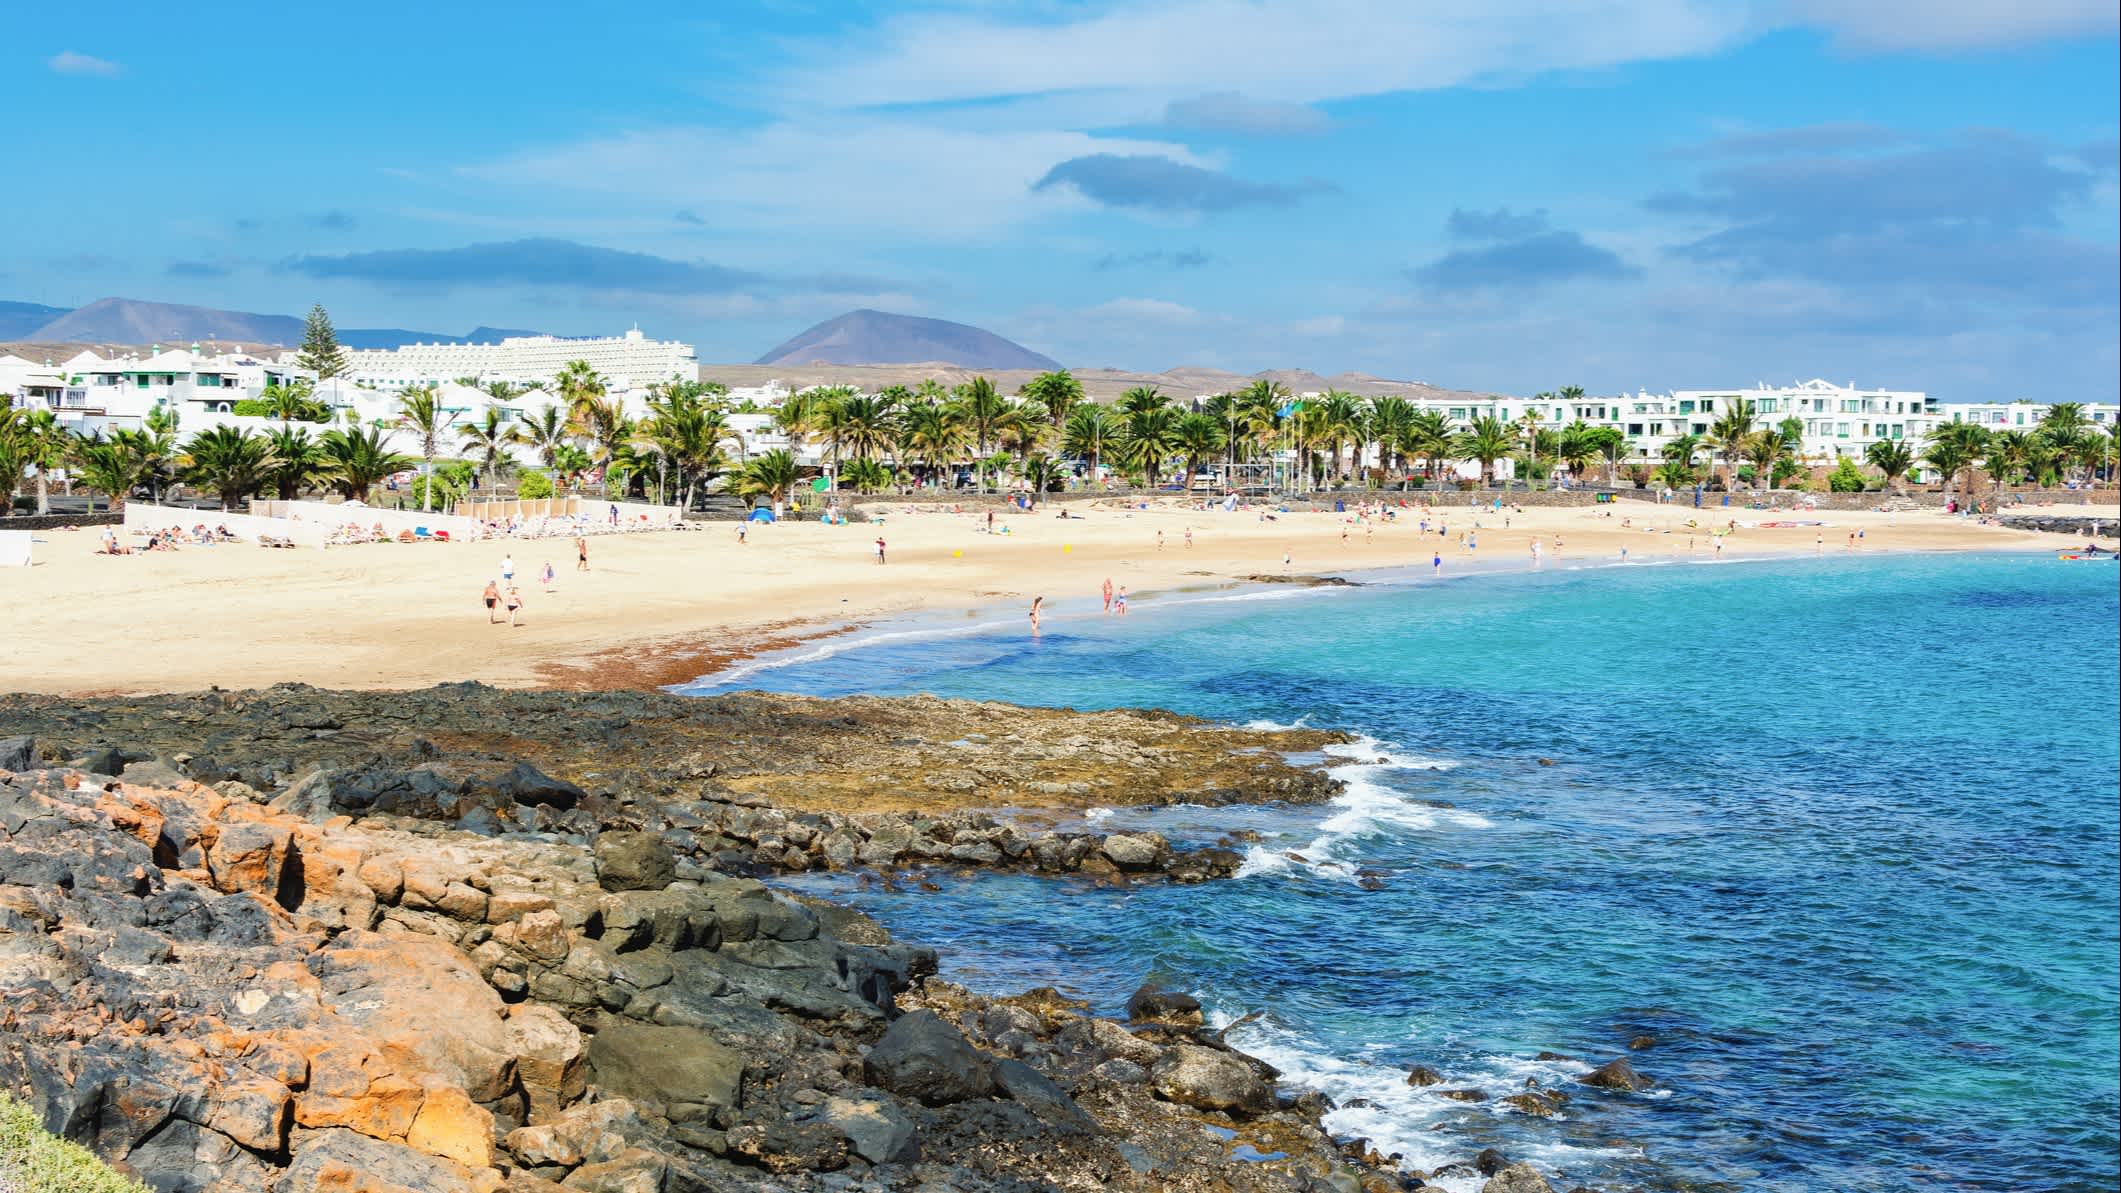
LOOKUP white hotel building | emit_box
[343,328,697,392]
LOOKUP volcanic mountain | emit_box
[756,309,1062,370]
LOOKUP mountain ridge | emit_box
[17,297,537,350]
[757,309,1062,370]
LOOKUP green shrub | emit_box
[0,1093,150,1192]
[1827,458,1868,493]
[516,471,555,500]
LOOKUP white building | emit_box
[343,328,697,393]
[1940,400,2121,432]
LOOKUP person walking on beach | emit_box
[541,561,556,592]
[1157,529,1165,551]
[1184,526,1193,549]
[1028,595,1043,632]
[738,521,747,544]
[1115,586,1128,614]
[1432,551,1442,573]
[575,537,588,571]
[482,580,501,623]
[874,536,887,564]
[505,584,523,627]
[500,553,515,584]
[1102,577,1114,613]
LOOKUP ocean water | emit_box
[677,553,2121,1192]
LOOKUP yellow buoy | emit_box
[953,549,962,558]
[1063,544,1072,553]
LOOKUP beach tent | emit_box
[746,507,777,523]
[0,530,30,567]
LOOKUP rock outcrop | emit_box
[0,691,1404,1193]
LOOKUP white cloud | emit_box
[467,122,1204,239]
[1088,297,1208,325]
[49,50,122,77]
[781,0,1750,111]
[1783,0,2118,51]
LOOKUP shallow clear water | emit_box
[678,553,2121,1192]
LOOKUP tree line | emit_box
[3,363,2114,515]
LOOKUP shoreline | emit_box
[7,497,2111,697]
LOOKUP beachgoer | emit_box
[738,522,747,544]
[608,503,618,526]
[1102,577,1114,613]
[874,536,887,564]
[1184,526,1194,548]
[1432,551,1442,573]
[1029,595,1043,631]
[1115,586,1128,614]
[1621,545,1629,563]
[505,585,523,627]
[542,561,556,591]
[1282,550,1292,570]
[1157,529,1165,551]
[483,581,501,623]
[575,537,589,571]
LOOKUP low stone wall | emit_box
[0,511,124,530]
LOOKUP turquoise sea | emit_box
[679,552,2121,1192]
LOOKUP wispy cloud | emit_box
[1034,154,1332,214]
[307,210,358,231]
[166,260,232,279]
[1092,248,1214,271]
[1669,122,1911,159]
[1446,207,1553,241]
[1411,229,1641,290]
[1164,92,1331,136]
[282,237,900,297]
[49,50,122,77]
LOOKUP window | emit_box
[1836,423,1849,437]
[1678,400,1696,414]
[1627,424,1644,436]
[1448,407,1466,420]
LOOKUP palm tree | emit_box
[1865,439,1914,492]
[833,394,900,463]
[1556,421,1599,486]
[1661,433,1704,492]
[1315,391,1365,485]
[181,426,279,511]
[1708,398,1757,492]
[1590,425,1629,487]
[1016,453,1062,496]
[21,409,68,515]
[1744,426,1794,492]
[1117,385,1169,415]
[516,404,572,473]
[1062,405,1113,485]
[1174,411,1227,484]
[957,377,1010,492]
[1984,430,2033,506]
[1119,404,1184,488]
[131,406,183,503]
[68,432,147,512]
[1518,397,1550,486]
[1020,370,1084,431]
[841,457,892,494]
[1400,410,1453,484]
[1922,422,1988,505]
[396,385,452,511]
[482,380,524,406]
[0,406,31,511]
[1368,397,1416,481]
[265,426,329,500]
[737,449,802,511]
[459,408,518,494]
[258,379,320,426]
[1457,416,1513,487]
[2038,402,2086,444]
[319,426,412,503]
[640,384,730,509]
[899,399,971,489]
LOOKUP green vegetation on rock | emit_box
[0,1093,151,1193]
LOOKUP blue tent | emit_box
[746,507,777,523]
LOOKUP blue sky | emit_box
[10,1,2117,399]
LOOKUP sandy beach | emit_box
[6,495,2112,696]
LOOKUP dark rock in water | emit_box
[0,734,34,771]
[863,1010,994,1105]
[1125,984,1204,1027]
[1578,1057,1654,1091]
[1628,1034,1656,1051]
[1405,1064,1445,1087]
[1478,1147,1512,1175]
[1501,1092,1563,1117]
[595,831,677,892]
[1436,1088,1489,1102]
[1536,757,1555,766]
[1482,1160,1559,1192]
[1149,1045,1271,1117]
[1535,1050,1577,1062]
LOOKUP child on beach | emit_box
[1114,586,1128,614]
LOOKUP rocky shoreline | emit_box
[0,686,1571,1193]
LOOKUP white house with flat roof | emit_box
[1940,400,2120,431]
